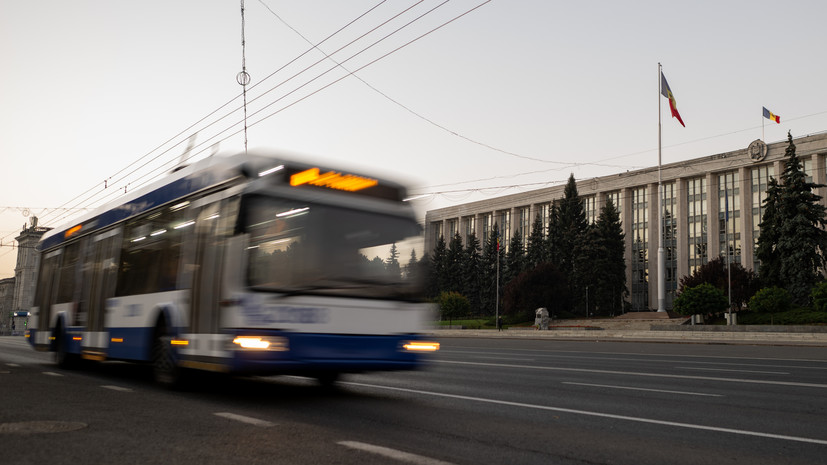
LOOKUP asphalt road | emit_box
[1,336,826,464]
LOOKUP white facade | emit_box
[424,133,827,311]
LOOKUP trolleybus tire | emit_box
[151,323,184,388]
[54,323,79,369]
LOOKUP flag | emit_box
[660,72,685,127]
[763,107,780,124]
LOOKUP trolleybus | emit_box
[28,152,438,386]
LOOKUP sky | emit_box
[2,0,827,279]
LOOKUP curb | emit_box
[428,329,827,347]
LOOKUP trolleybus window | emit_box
[242,195,421,297]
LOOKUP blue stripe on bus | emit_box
[225,332,426,374]
[40,171,227,251]
[107,327,156,361]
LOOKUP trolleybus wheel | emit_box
[152,325,182,387]
[54,324,78,369]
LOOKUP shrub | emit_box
[673,283,728,316]
[810,282,827,312]
[437,291,470,324]
[748,287,792,314]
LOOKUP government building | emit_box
[424,132,827,312]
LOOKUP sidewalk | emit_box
[430,318,827,346]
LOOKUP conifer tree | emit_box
[386,243,401,279]
[526,213,546,270]
[428,236,447,298]
[445,233,465,293]
[463,232,483,313]
[559,174,588,311]
[757,132,827,304]
[504,230,525,287]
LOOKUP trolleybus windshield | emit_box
[242,195,422,298]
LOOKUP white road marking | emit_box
[676,366,789,375]
[214,412,275,427]
[343,381,827,446]
[562,382,724,397]
[338,441,455,465]
[6,363,20,367]
[436,359,827,389]
[100,385,133,392]
[42,372,63,377]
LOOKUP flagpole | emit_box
[726,178,733,324]
[657,63,666,312]
[762,107,765,141]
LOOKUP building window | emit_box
[498,210,511,251]
[751,164,774,272]
[719,171,741,265]
[537,204,550,237]
[631,186,648,311]
[447,218,458,240]
[686,177,707,275]
[584,196,597,225]
[482,213,493,245]
[463,216,476,244]
[432,221,443,245]
[604,191,622,220]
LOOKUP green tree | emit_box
[756,132,827,305]
[748,287,792,314]
[385,243,401,279]
[679,256,759,310]
[480,223,504,316]
[526,213,546,270]
[428,236,447,298]
[673,283,728,316]
[593,198,627,315]
[438,291,470,325]
[503,263,569,321]
[545,203,562,265]
[504,230,525,287]
[559,174,588,312]
[445,233,465,293]
[810,282,827,312]
[463,232,483,313]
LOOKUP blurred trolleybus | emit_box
[27,152,438,386]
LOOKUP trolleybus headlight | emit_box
[232,336,289,351]
[402,341,440,352]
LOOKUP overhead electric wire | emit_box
[40,0,405,227]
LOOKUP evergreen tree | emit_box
[463,232,483,314]
[445,233,465,293]
[558,174,588,276]
[545,202,562,265]
[526,213,546,270]
[755,177,782,285]
[504,230,525,286]
[756,132,827,305]
[594,198,627,315]
[405,248,419,281]
[480,223,503,316]
[385,243,401,279]
[558,174,588,312]
[428,236,447,298]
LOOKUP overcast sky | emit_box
[2,0,827,278]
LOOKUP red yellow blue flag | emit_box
[660,72,685,127]
[763,107,780,124]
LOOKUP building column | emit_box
[622,187,634,310]
[648,182,661,311]
[740,166,754,268]
[675,177,688,282]
[707,172,720,259]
